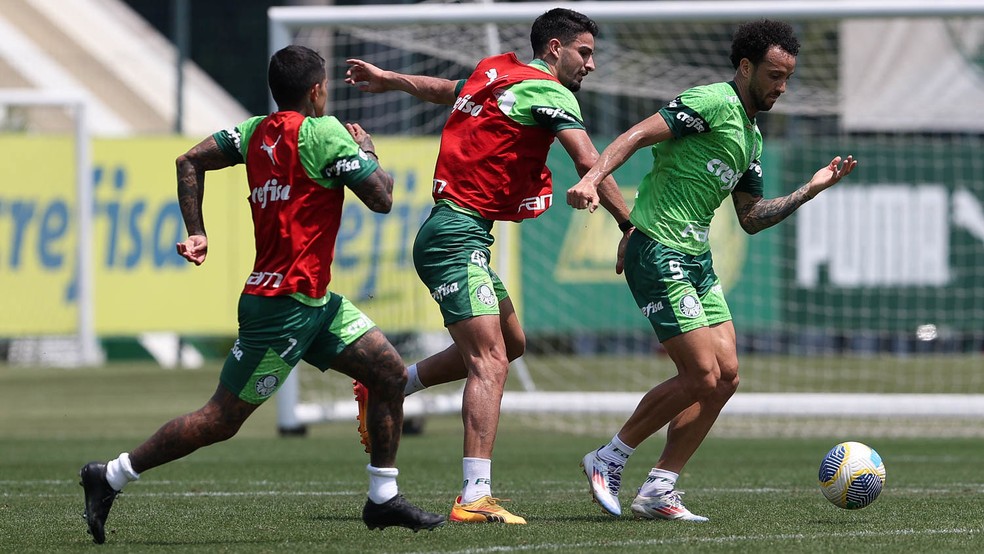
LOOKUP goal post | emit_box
[270,1,984,437]
[269,0,984,28]
[0,90,102,367]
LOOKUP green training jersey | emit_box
[630,81,764,255]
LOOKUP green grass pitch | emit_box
[1,362,982,552]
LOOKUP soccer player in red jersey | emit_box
[345,8,632,524]
[78,45,444,544]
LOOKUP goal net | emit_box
[270,1,984,438]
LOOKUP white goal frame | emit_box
[0,90,102,366]
[270,1,984,431]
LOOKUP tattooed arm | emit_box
[732,185,812,235]
[733,155,858,235]
[349,167,395,214]
[174,136,237,265]
[344,122,394,214]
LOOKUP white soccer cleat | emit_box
[630,490,708,522]
[580,451,622,516]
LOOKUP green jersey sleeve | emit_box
[298,116,379,189]
[658,87,724,138]
[213,115,265,164]
[499,79,585,132]
[733,159,764,196]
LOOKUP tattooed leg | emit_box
[128,384,258,474]
[332,328,406,468]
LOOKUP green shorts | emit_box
[412,204,509,326]
[220,293,375,404]
[623,230,732,342]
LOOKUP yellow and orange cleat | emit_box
[449,495,526,524]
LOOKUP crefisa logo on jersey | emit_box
[254,375,279,397]
[322,157,363,178]
[431,282,460,301]
[642,300,665,317]
[453,94,483,117]
[251,178,291,208]
[706,159,744,191]
[679,294,702,318]
[533,106,577,124]
[675,111,707,132]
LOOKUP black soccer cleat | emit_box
[362,494,446,532]
[79,462,119,544]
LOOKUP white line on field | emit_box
[6,482,984,496]
[407,527,982,554]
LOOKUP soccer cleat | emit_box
[450,495,527,524]
[362,494,446,531]
[353,380,371,453]
[630,489,709,522]
[580,450,623,516]
[79,462,120,544]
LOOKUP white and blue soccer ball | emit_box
[818,441,886,509]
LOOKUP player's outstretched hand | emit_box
[345,122,375,155]
[807,155,858,197]
[567,180,600,212]
[176,234,208,266]
[345,59,389,93]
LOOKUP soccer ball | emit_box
[818,441,886,509]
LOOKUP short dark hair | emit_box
[530,8,599,56]
[729,20,800,69]
[268,45,326,107]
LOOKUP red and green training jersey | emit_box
[214,111,377,305]
[433,53,585,222]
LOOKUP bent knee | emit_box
[214,420,243,442]
[719,360,739,392]
[716,373,739,401]
[466,351,510,385]
[680,371,719,399]
[201,408,247,443]
[681,362,739,400]
[366,361,407,394]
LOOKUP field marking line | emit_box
[409,527,982,554]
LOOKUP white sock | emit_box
[597,435,634,467]
[404,363,426,396]
[366,465,399,504]
[638,468,679,497]
[460,457,492,503]
[105,452,140,492]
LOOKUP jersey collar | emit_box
[529,58,551,74]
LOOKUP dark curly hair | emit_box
[530,8,599,56]
[729,20,800,69]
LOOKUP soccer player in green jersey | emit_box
[345,8,631,524]
[78,45,444,544]
[569,20,858,521]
